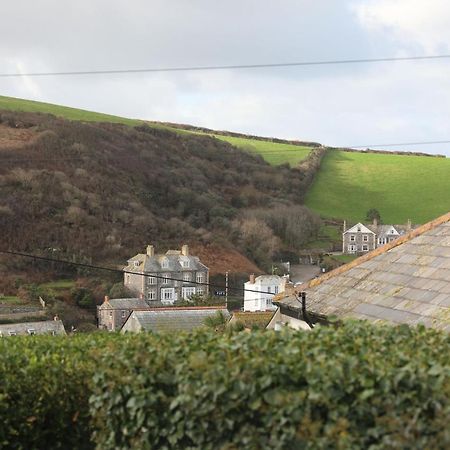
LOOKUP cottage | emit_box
[275,212,450,331]
[124,244,209,303]
[121,306,230,333]
[97,296,150,331]
[244,274,287,312]
[343,219,412,254]
[0,319,66,336]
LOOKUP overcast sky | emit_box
[2,0,450,156]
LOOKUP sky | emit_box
[1,0,450,156]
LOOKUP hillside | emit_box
[0,109,321,281]
[305,150,450,224]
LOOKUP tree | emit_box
[366,208,382,224]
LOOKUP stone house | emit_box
[244,274,287,312]
[97,296,151,331]
[343,219,412,254]
[123,244,209,304]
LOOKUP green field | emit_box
[207,135,312,166]
[40,279,76,291]
[0,95,142,126]
[305,150,450,224]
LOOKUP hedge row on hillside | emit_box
[0,322,449,449]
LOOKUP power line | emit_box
[1,54,450,78]
[0,249,277,296]
[342,140,450,149]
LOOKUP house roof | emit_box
[0,320,66,335]
[98,298,149,309]
[124,250,208,273]
[122,307,230,333]
[277,212,450,331]
[344,223,375,235]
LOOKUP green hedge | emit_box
[0,323,449,449]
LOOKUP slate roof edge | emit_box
[299,211,450,293]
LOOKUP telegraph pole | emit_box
[225,271,229,310]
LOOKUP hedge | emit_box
[0,322,449,449]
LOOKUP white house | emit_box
[244,274,287,312]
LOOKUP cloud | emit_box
[353,0,450,52]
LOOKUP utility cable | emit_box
[1,54,450,78]
[0,249,282,296]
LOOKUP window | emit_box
[148,290,156,300]
[274,286,279,294]
[161,288,175,303]
[362,244,369,251]
[182,286,196,300]
[182,260,189,268]
[148,276,156,285]
[126,274,130,284]
[350,235,355,242]
[197,287,204,295]
[348,245,356,253]
[162,274,170,284]
[183,272,190,282]
[161,258,169,268]
[27,329,36,335]
[357,226,361,231]
[9,331,16,336]
[267,286,272,293]
[121,311,127,318]
[109,311,113,317]
[133,260,140,267]
[363,235,368,242]
[196,273,203,283]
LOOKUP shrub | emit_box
[0,323,449,449]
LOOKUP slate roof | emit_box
[122,307,230,333]
[0,320,66,336]
[98,298,148,309]
[124,250,208,273]
[277,212,450,331]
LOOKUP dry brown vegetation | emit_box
[0,110,321,276]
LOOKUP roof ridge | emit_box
[300,211,450,292]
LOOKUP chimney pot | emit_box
[104,295,109,303]
[181,244,189,256]
[249,273,255,284]
[146,245,154,257]
[139,293,144,300]
[373,218,378,227]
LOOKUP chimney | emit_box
[373,217,378,228]
[181,244,189,256]
[249,273,256,284]
[406,219,412,231]
[103,295,109,304]
[139,293,144,300]
[146,245,154,257]
[53,314,59,321]
[343,220,347,233]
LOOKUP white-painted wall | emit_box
[244,275,286,312]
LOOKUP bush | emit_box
[0,323,449,449]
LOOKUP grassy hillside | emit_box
[0,95,141,126]
[205,134,312,166]
[305,150,450,224]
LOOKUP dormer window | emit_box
[182,260,189,268]
[357,226,361,232]
[161,259,169,269]
[133,261,140,268]
[9,331,16,336]
[27,329,36,335]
